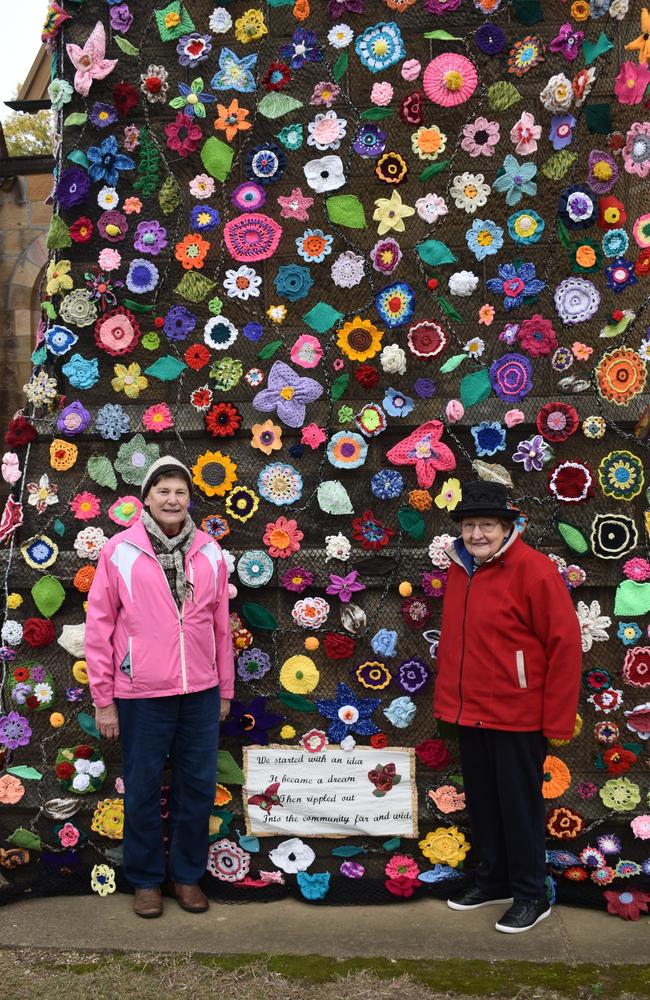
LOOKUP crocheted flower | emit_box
[492,155,537,205]
[252,361,323,428]
[419,826,469,867]
[315,683,380,742]
[66,21,117,97]
[355,22,405,73]
[222,697,284,744]
[423,52,477,107]
[487,262,545,310]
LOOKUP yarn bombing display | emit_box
[1,0,650,916]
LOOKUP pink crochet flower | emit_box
[423,53,478,108]
[66,21,117,97]
[142,403,173,433]
[58,822,80,847]
[517,315,558,358]
[510,112,541,156]
[623,557,650,582]
[370,82,393,106]
[384,854,420,879]
[460,117,500,157]
[98,248,121,271]
[614,62,650,106]
[70,491,101,521]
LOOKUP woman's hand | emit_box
[95,703,120,740]
[220,698,231,722]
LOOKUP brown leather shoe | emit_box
[171,882,209,913]
[133,887,163,918]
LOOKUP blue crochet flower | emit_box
[86,135,135,186]
[95,403,130,441]
[211,48,257,93]
[371,629,398,658]
[45,325,78,356]
[190,205,220,232]
[418,865,463,884]
[383,387,414,418]
[126,259,159,294]
[62,354,100,390]
[274,263,314,301]
[471,421,506,457]
[315,683,380,743]
[486,261,545,310]
[370,469,404,500]
[375,282,415,328]
[297,871,330,900]
[383,696,416,729]
[617,622,642,646]
[465,219,503,261]
[492,154,537,206]
[355,22,405,73]
[507,209,545,245]
[601,228,629,258]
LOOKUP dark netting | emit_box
[1,0,649,912]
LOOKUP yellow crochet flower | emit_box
[46,259,74,296]
[418,825,470,867]
[192,450,238,497]
[279,655,320,694]
[373,190,415,236]
[6,593,23,610]
[91,798,124,840]
[111,363,148,399]
[434,477,462,512]
[90,864,116,896]
[280,725,297,740]
[234,8,267,44]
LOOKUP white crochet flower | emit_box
[325,532,351,562]
[209,7,233,32]
[269,838,316,873]
[449,173,490,214]
[539,73,574,112]
[415,193,448,223]
[1,620,23,646]
[73,526,107,561]
[448,270,479,297]
[379,343,407,375]
[608,0,629,18]
[303,155,346,193]
[72,772,90,793]
[428,534,456,569]
[576,600,611,653]
[328,23,354,48]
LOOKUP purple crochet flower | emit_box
[222,697,284,745]
[549,115,575,151]
[176,33,212,68]
[325,570,366,603]
[328,0,364,17]
[397,658,429,694]
[280,565,314,593]
[512,434,548,473]
[414,378,436,398]
[489,353,533,403]
[475,23,505,56]
[279,29,323,71]
[548,23,584,61]
[11,682,33,705]
[425,0,462,12]
[55,167,90,210]
[164,305,196,342]
[0,711,32,750]
[486,262,545,311]
[252,361,323,428]
[31,666,46,682]
[134,220,168,255]
[89,102,118,129]
[340,861,365,878]
[109,4,133,33]
[236,648,272,682]
[57,401,91,436]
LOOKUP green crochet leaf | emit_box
[583,31,613,65]
[122,299,155,313]
[415,240,457,267]
[436,296,463,322]
[276,692,317,713]
[331,374,350,400]
[242,602,278,630]
[398,505,425,540]
[7,828,42,851]
[158,174,182,215]
[614,580,650,617]
[31,575,65,618]
[487,80,522,112]
[359,107,394,121]
[63,112,87,127]
[422,30,462,40]
[174,271,216,302]
[201,136,235,181]
[87,455,118,490]
[114,36,139,56]
[257,92,303,119]
[382,837,401,852]
[439,353,466,374]
[7,766,42,780]
[460,369,492,408]
[257,340,284,360]
[302,302,343,334]
[46,215,71,250]
[418,160,449,182]
[556,521,589,554]
[217,750,245,785]
[541,150,577,181]
[332,51,348,82]
[144,356,187,381]
[77,711,100,739]
[133,129,161,197]
[67,149,89,169]
[326,194,366,229]
[331,845,367,857]
[556,217,572,249]
[585,103,612,135]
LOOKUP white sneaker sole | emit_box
[447,896,513,911]
[495,906,551,933]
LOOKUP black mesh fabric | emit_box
[1,0,650,912]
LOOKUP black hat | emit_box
[450,481,519,522]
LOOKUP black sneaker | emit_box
[495,898,551,933]
[447,885,514,911]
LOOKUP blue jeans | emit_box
[116,686,220,889]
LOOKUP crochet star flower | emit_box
[252,361,323,428]
[221,697,284,745]
[86,136,135,186]
[325,571,366,603]
[373,190,415,235]
[66,22,118,98]
[315,683,381,743]
[386,420,456,489]
[492,154,537,206]
[486,262,545,310]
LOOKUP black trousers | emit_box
[457,726,548,901]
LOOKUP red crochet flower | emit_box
[184,344,211,371]
[635,249,650,276]
[368,762,397,793]
[205,402,242,438]
[55,761,74,781]
[517,315,558,357]
[547,461,594,503]
[69,216,94,243]
[164,112,202,157]
[22,618,55,649]
[323,632,356,660]
[603,889,650,921]
[546,806,585,839]
[370,732,388,749]
[399,90,424,125]
[75,745,93,759]
[415,739,450,770]
[351,510,394,551]
[355,364,379,389]
[622,647,650,688]
[536,402,579,443]
[385,875,418,898]
[112,81,139,116]
[261,62,291,91]
[401,595,432,629]
[602,744,637,775]
[5,416,38,448]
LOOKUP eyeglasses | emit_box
[460,521,502,534]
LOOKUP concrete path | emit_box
[2,896,647,964]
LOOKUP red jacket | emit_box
[433,531,582,740]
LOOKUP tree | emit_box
[3,109,53,157]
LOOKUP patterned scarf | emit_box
[141,509,196,609]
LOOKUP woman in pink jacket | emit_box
[86,456,234,919]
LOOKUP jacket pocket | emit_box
[515,649,527,689]
[119,637,134,680]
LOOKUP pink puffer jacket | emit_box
[85,519,234,708]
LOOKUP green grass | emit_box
[2,950,649,1000]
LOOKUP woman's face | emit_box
[144,475,190,536]
[460,518,510,564]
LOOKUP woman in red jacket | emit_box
[434,480,582,934]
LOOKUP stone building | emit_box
[0,44,53,431]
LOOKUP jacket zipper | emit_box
[455,568,478,724]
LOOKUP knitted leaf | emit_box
[418,160,449,182]
[415,240,457,267]
[460,369,492,408]
[174,271,216,302]
[326,194,366,229]
[201,136,235,181]
[47,215,72,250]
[541,151,577,181]
[332,51,348,82]
[144,356,187,381]
[257,93,303,119]
[302,302,343,333]
[158,175,182,215]
[556,521,589,554]
[487,81,522,111]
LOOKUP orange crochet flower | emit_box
[73,565,96,593]
[0,774,25,805]
[214,99,251,142]
[263,516,303,558]
[174,232,211,270]
[542,755,571,799]
[596,347,647,406]
[546,806,584,839]
[408,489,432,511]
